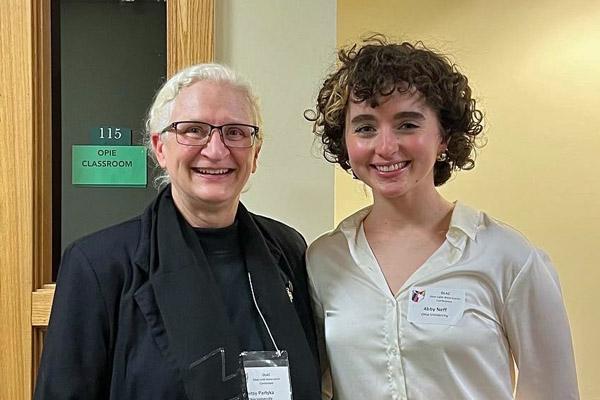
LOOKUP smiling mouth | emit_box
[192,167,233,175]
[374,161,410,173]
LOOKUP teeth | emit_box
[195,168,230,175]
[376,162,408,172]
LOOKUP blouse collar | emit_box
[335,202,483,279]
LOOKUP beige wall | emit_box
[337,0,600,398]
[215,0,336,242]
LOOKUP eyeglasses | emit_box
[161,121,259,148]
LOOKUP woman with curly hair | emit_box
[305,35,578,399]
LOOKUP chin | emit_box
[196,193,235,205]
[372,187,413,200]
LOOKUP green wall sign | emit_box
[72,145,147,187]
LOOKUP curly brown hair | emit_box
[305,34,484,186]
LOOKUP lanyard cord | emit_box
[247,272,280,354]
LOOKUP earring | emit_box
[436,151,448,162]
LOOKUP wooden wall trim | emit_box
[32,285,56,327]
[31,0,53,393]
[0,0,34,398]
[167,0,215,76]
[32,0,53,292]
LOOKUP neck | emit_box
[171,190,239,228]
[367,187,453,232]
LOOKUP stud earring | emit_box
[436,152,448,162]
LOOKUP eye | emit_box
[226,127,244,136]
[354,124,377,137]
[223,125,252,141]
[398,122,419,130]
[179,123,210,137]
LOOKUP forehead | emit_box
[346,88,431,118]
[171,80,252,122]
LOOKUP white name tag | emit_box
[241,350,292,400]
[407,287,465,325]
[244,366,292,400]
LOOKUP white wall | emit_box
[215,0,337,242]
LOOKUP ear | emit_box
[151,132,168,168]
[437,126,449,154]
[251,144,261,173]
[438,141,448,155]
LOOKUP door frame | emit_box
[0,1,214,398]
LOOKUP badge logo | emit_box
[411,289,426,303]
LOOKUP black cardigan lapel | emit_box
[235,205,316,377]
[134,191,242,400]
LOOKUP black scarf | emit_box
[149,187,244,399]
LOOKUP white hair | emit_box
[144,63,262,188]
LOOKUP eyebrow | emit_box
[349,111,426,124]
[393,111,426,121]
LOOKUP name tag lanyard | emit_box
[241,272,293,400]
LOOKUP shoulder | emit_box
[59,214,145,291]
[50,215,147,334]
[451,202,541,265]
[465,207,556,285]
[306,228,346,260]
[307,207,368,262]
[251,213,307,254]
[477,211,541,262]
[70,215,143,263]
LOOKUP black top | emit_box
[194,222,266,352]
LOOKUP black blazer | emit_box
[34,197,321,399]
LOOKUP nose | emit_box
[201,128,230,159]
[374,127,398,156]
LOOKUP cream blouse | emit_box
[307,202,578,400]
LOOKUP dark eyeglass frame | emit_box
[160,120,260,148]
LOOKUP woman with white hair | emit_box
[34,63,321,400]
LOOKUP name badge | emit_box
[407,287,465,325]
[240,350,292,400]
